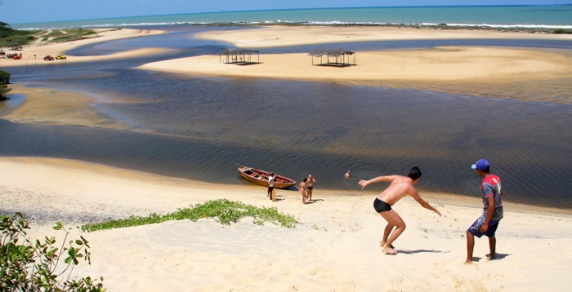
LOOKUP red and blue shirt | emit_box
[480,174,504,220]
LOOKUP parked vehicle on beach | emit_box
[55,54,67,60]
[236,164,296,188]
[12,54,22,60]
[44,55,54,61]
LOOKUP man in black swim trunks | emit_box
[359,167,441,255]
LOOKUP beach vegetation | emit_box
[553,29,572,34]
[40,28,98,43]
[0,213,106,291]
[0,70,11,101]
[81,199,300,232]
[0,22,41,47]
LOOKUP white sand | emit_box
[140,26,572,103]
[0,28,173,67]
[196,26,572,48]
[139,47,572,83]
[2,157,571,291]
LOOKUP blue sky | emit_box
[1,0,571,24]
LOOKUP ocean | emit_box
[11,5,572,30]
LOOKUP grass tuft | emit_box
[81,199,299,232]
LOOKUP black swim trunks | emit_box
[373,198,392,213]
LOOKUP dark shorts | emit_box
[373,198,392,213]
[467,216,501,238]
[268,186,274,193]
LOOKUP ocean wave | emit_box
[15,20,572,30]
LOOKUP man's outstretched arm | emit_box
[358,175,397,189]
[411,191,442,216]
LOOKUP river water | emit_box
[1,26,571,209]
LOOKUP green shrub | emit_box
[553,29,572,34]
[82,199,300,232]
[0,213,106,291]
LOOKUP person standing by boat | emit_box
[299,178,309,204]
[306,174,316,202]
[267,172,276,200]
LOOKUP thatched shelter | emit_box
[219,49,260,65]
[308,49,356,67]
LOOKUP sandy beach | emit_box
[1,156,571,291]
[139,26,572,103]
[2,25,572,291]
[0,28,171,67]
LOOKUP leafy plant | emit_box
[0,213,106,291]
[82,199,300,232]
[553,29,572,34]
[0,70,11,101]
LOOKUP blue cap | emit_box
[471,159,490,171]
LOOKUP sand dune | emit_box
[1,157,571,291]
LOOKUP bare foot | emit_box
[464,259,473,264]
[382,247,398,255]
[486,253,496,261]
[380,241,395,249]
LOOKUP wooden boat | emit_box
[236,164,296,189]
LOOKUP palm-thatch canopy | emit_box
[219,48,260,65]
[308,49,356,67]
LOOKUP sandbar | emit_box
[2,84,128,129]
[1,156,571,291]
[140,46,572,103]
[196,25,572,48]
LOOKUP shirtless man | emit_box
[359,167,441,255]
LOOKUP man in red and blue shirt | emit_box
[465,159,504,263]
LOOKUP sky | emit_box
[1,0,571,25]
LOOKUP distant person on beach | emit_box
[359,167,441,255]
[267,172,276,200]
[345,170,351,178]
[465,159,504,264]
[299,178,308,204]
[307,174,316,201]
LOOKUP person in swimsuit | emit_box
[465,159,504,264]
[306,174,316,202]
[267,172,276,200]
[359,167,441,255]
[344,170,351,179]
[299,178,308,204]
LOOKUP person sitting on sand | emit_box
[299,178,309,204]
[267,172,276,200]
[465,159,504,264]
[345,170,351,178]
[359,167,441,255]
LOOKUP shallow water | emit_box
[2,26,571,209]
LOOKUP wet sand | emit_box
[1,157,571,291]
[3,84,127,129]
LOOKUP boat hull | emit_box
[237,165,296,189]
